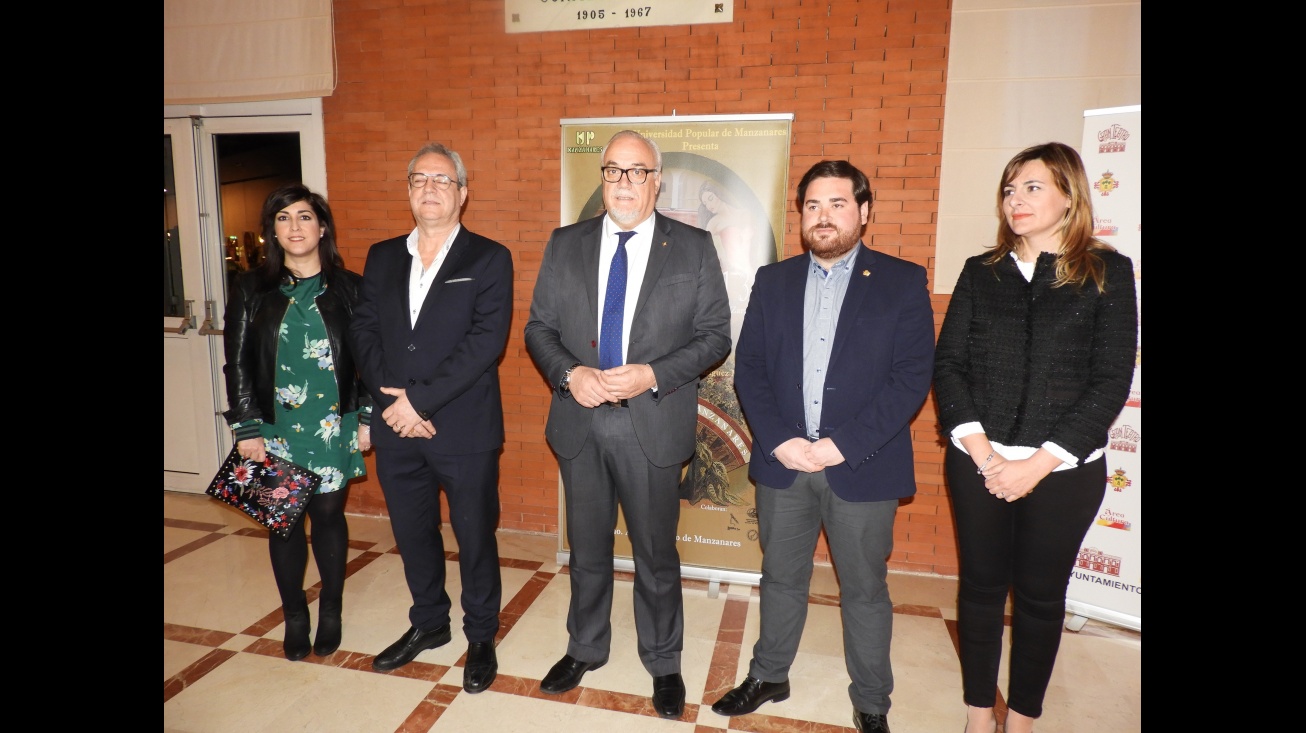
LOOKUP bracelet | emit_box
[976,452,995,475]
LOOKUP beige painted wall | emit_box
[934,0,1141,294]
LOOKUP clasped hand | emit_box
[773,437,845,473]
[979,454,1056,502]
[380,387,435,438]
[567,364,656,408]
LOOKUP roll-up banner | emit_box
[1066,106,1141,631]
[557,115,794,585]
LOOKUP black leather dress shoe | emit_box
[371,624,452,671]
[711,676,791,716]
[854,711,891,733]
[462,642,498,694]
[652,673,686,719]
[539,654,607,694]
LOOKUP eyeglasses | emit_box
[600,167,658,185]
[408,172,458,189]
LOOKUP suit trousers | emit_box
[751,471,898,715]
[376,442,502,643]
[946,443,1106,718]
[558,404,684,676]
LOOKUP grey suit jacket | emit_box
[524,212,731,468]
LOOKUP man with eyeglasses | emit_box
[525,130,731,719]
[351,142,513,695]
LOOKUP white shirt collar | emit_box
[405,223,461,258]
[604,214,655,242]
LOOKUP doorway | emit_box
[163,99,327,493]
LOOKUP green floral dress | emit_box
[234,274,368,494]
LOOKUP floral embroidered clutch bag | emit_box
[205,447,321,540]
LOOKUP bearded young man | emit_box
[711,160,935,733]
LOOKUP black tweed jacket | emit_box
[933,249,1137,462]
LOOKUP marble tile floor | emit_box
[164,491,1140,733]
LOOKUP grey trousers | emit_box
[558,405,684,676]
[749,471,898,715]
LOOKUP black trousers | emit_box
[376,444,503,643]
[946,443,1105,718]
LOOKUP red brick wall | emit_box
[327,0,958,576]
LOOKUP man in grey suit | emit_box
[524,130,731,719]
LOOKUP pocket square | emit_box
[444,277,474,283]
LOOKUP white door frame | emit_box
[163,99,327,493]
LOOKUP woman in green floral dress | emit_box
[222,184,371,661]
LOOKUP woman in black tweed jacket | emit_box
[933,143,1137,733]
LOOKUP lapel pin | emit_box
[862,269,871,277]
[661,241,668,247]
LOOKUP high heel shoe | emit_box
[314,598,342,656]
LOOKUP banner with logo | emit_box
[557,115,793,580]
[1066,106,1141,630]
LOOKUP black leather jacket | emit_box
[222,267,371,429]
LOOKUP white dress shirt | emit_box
[406,224,460,327]
[596,215,654,364]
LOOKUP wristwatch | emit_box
[559,362,582,396]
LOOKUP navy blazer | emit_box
[350,226,514,454]
[733,244,935,502]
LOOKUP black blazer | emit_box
[933,249,1138,462]
[350,226,514,454]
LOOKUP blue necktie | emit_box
[599,231,635,370]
